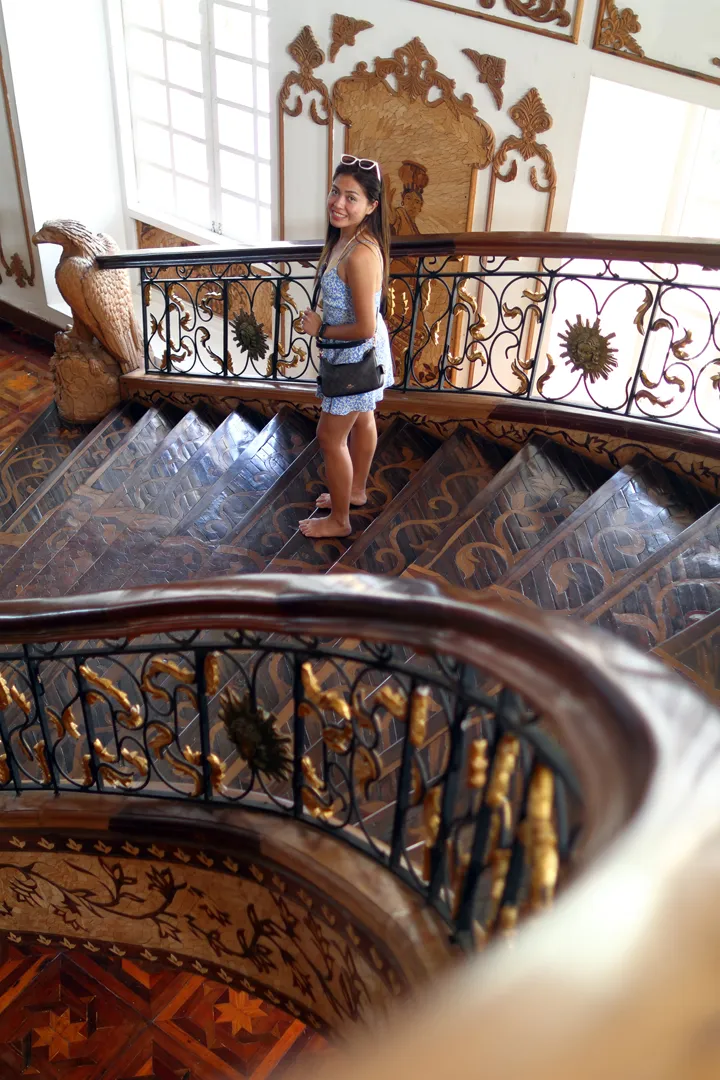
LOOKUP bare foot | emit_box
[299,514,352,538]
[315,491,367,509]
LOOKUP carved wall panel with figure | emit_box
[277,24,560,389]
[593,0,720,88]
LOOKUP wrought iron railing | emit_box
[101,232,720,434]
[0,576,643,950]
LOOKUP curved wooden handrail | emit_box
[97,231,720,270]
[2,574,716,868]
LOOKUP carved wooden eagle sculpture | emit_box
[33,219,142,373]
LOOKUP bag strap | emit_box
[318,337,371,349]
[310,263,326,312]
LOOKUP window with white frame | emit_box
[118,0,271,243]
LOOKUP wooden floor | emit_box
[0,323,55,453]
[0,939,326,1079]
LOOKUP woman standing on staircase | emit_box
[298,156,393,539]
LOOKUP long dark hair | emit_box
[318,160,390,302]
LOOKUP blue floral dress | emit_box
[317,264,394,415]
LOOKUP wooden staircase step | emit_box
[0,405,182,599]
[653,610,720,703]
[404,438,610,591]
[0,402,90,526]
[264,419,441,573]
[327,426,508,576]
[474,456,714,612]
[19,407,221,599]
[576,503,720,651]
[124,408,317,587]
[48,408,267,597]
[0,403,143,562]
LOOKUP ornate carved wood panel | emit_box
[407,0,585,43]
[593,0,720,88]
[0,48,35,288]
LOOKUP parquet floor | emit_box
[0,323,55,452]
[0,940,326,1079]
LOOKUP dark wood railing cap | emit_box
[97,231,720,270]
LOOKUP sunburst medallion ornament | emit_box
[231,309,269,364]
[559,315,618,383]
[218,689,292,781]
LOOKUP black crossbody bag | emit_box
[310,266,385,398]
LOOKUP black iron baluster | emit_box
[626,283,663,415]
[222,280,229,379]
[402,259,425,390]
[0,663,22,794]
[140,266,150,373]
[527,267,557,400]
[436,274,459,392]
[163,280,171,375]
[389,679,416,873]
[23,647,58,794]
[292,653,306,818]
[428,675,471,906]
[451,687,513,947]
[271,273,283,380]
[75,656,102,793]
[196,648,213,802]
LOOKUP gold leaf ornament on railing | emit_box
[80,664,143,728]
[301,662,351,719]
[525,763,559,910]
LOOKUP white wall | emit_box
[270,0,720,241]
[0,0,128,323]
[0,0,719,328]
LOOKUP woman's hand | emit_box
[301,309,322,336]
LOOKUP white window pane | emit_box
[176,176,210,225]
[220,149,255,198]
[222,191,257,241]
[169,88,205,137]
[163,0,201,43]
[259,205,271,240]
[125,27,165,79]
[135,120,172,168]
[166,40,203,91]
[257,115,270,159]
[217,103,254,151]
[255,15,269,63]
[174,133,208,180]
[123,0,161,30]
[137,162,174,209]
[216,54,253,106]
[255,0,268,10]
[258,161,271,199]
[129,75,168,124]
[255,67,269,112]
[214,5,252,58]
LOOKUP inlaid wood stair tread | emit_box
[62,408,267,597]
[653,610,720,702]
[404,437,610,591]
[19,407,224,599]
[0,402,91,527]
[328,426,508,575]
[0,404,141,571]
[264,419,441,574]
[0,406,183,600]
[576,503,720,651]
[471,455,715,613]
[124,407,317,587]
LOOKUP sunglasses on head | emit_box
[340,154,382,181]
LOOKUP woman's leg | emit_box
[315,409,377,508]
[299,410,358,538]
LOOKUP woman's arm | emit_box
[302,244,380,340]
